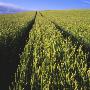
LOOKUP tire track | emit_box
[0,12,37,90]
[39,12,90,68]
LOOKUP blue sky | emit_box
[0,0,90,10]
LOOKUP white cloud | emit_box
[0,2,24,9]
[83,0,90,4]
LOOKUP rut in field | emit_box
[40,12,90,68]
[0,12,37,90]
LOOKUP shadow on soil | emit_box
[0,12,37,90]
